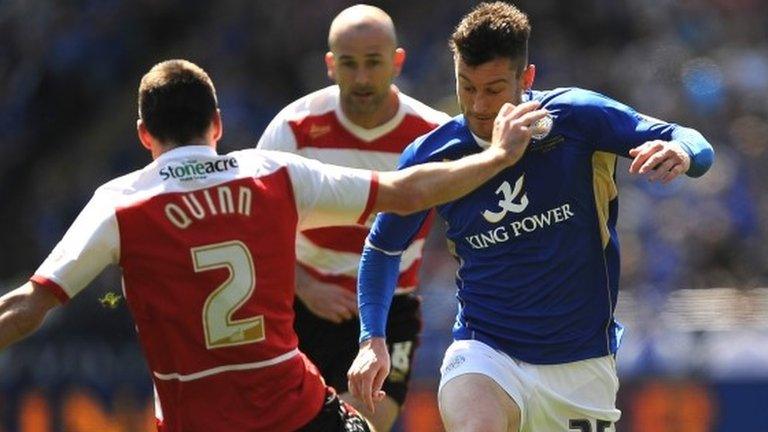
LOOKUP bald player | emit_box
[257,4,449,430]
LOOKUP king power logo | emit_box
[468,175,575,250]
[482,175,529,223]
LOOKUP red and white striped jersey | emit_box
[257,86,449,292]
[31,145,377,431]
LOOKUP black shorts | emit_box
[294,292,422,406]
[298,388,371,432]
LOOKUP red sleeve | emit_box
[30,275,70,304]
[356,171,379,225]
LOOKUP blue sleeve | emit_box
[357,210,431,342]
[572,90,714,177]
[357,243,399,341]
[669,127,714,177]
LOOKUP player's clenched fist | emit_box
[348,337,390,413]
[491,101,549,166]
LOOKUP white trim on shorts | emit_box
[438,339,621,432]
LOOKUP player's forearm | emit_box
[375,147,510,215]
[670,126,714,177]
[0,282,56,350]
[357,243,401,342]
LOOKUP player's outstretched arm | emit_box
[372,101,548,215]
[0,281,60,350]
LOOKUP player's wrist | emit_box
[670,140,693,173]
[359,336,386,348]
[483,146,513,168]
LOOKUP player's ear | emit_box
[325,51,336,81]
[137,119,152,151]
[393,47,406,77]
[521,64,536,90]
[211,109,223,142]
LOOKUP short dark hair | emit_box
[138,59,218,145]
[450,2,531,73]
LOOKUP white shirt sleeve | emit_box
[32,189,120,300]
[255,109,298,152]
[276,152,377,230]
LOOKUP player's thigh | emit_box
[383,293,422,406]
[439,373,521,432]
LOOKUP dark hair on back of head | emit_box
[138,59,218,145]
[450,2,531,73]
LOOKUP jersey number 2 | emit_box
[192,240,265,349]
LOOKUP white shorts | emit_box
[438,339,621,432]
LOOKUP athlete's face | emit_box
[326,27,404,119]
[456,57,535,141]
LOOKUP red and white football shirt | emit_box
[257,86,449,292]
[31,145,377,431]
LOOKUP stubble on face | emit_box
[340,74,390,116]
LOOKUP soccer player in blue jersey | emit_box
[347,2,714,431]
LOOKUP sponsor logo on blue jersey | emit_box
[467,175,575,249]
[481,175,529,223]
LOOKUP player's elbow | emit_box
[686,145,715,178]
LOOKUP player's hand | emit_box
[629,140,691,184]
[491,101,549,166]
[295,280,357,323]
[347,337,390,413]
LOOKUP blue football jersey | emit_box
[359,87,714,364]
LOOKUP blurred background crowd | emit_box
[0,0,766,430]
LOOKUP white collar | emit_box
[471,131,492,149]
[155,145,218,164]
[334,86,405,143]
